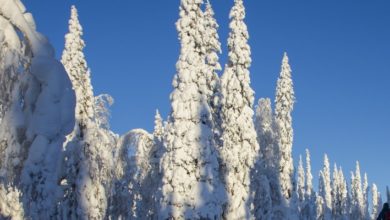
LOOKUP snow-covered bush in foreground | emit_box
[0,0,75,218]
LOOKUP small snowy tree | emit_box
[362,173,369,219]
[297,155,305,202]
[350,161,364,219]
[219,0,259,218]
[317,155,333,220]
[94,94,114,130]
[337,167,349,218]
[305,149,314,197]
[274,52,295,201]
[158,0,224,218]
[295,155,306,219]
[153,110,164,142]
[332,164,349,220]
[321,154,332,219]
[301,149,316,220]
[372,183,380,220]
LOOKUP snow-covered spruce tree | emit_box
[297,155,305,218]
[158,0,224,218]
[332,164,349,220]
[301,149,316,220]
[0,1,75,218]
[362,173,369,219]
[219,0,259,218]
[0,183,24,219]
[60,6,115,219]
[319,154,332,219]
[305,149,314,198]
[153,109,164,143]
[371,183,381,220]
[350,161,364,219]
[274,52,295,202]
[337,167,349,219]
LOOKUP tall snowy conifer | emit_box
[350,161,364,219]
[305,149,314,198]
[60,6,115,219]
[275,52,295,201]
[302,149,316,220]
[320,154,332,219]
[158,0,224,218]
[219,0,259,218]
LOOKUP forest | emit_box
[0,0,388,219]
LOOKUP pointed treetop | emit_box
[305,149,313,196]
[230,0,245,21]
[283,52,289,62]
[153,109,164,140]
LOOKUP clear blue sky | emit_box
[24,0,389,197]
